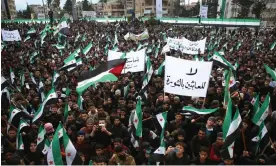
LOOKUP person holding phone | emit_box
[165,142,190,165]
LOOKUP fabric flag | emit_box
[212,52,235,71]
[7,106,27,132]
[59,53,77,71]
[264,64,276,81]
[30,51,40,64]
[81,33,87,42]
[89,160,93,165]
[24,35,31,42]
[33,88,58,123]
[40,31,47,44]
[63,128,82,165]
[52,71,60,86]
[182,106,219,115]
[141,56,153,90]
[252,122,268,142]
[10,68,15,84]
[221,98,242,159]
[154,61,165,75]
[270,41,276,50]
[133,98,142,137]
[252,93,270,126]
[53,44,65,50]
[113,33,119,46]
[124,84,130,98]
[27,28,36,34]
[154,112,168,154]
[76,59,126,94]
[64,103,71,122]
[37,124,46,152]
[47,123,63,165]
[83,42,93,55]
[74,32,80,42]
[42,139,51,154]
[38,80,45,101]
[251,94,260,115]
[77,94,84,110]
[16,120,29,150]
[1,76,9,90]
[30,73,37,85]
[19,71,26,89]
[54,17,69,36]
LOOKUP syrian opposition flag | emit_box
[124,84,130,98]
[59,53,77,71]
[133,98,143,137]
[7,106,27,133]
[264,64,276,81]
[36,124,46,152]
[77,94,84,110]
[27,28,36,34]
[54,17,69,36]
[212,52,235,71]
[252,122,268,142]
[53,44,65,50]
[83,42,93,55]
[251,93,260,115]
[52,71,60,86]
[270,41,276,50]
[24,35,31,42]
[141,56,153,90]
[10,68,15,84]
[2,76,9,91]
[154,112,168,154]
[16,120,29,150]
[76,59,126,94]
[221,98,242,159]
[38,80,45,101]
[62,128,83,165]
[33,88,58,123]
[252,93,270,126]
[64,103,71,122]
[47,123,63,165]
[182,106,219,115]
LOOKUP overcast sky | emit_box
[15,0,100,11]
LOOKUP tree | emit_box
[47,0,52,7]
[174,0,182,16]
[52,0,60,8]
[232,0,254,18]
[205,0,218,18]
[63,0,72,14]
[24,5,32,19]
[16,10,25,18]
[99,0,107,11]
[83,0,93,11]
[252,0,266,18]
[190,1,200,17]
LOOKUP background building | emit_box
[261,0,276,27]
[103,0,125,17]
[29,4,48,17]
[92,3,104,16]
[1,0,16,19]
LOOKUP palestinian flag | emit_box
[27,28,36,34]
[133,98,142,137]
[1,76,9,90]
[59,53,77,71]
[52,71,60,86]
[47,123,63,165]
[212,52,235,71]
[16,120,29,150]
[10,68,15,84]
[54,17,69,36]
[33,88,58,123]
[64,103,71,122]
[62,128,83,165]
[221,98,242,159]
[270,41,276,50]
[182,106,219,115]
[252,93,270,126]
[83,42,93,55]
[154,112,167,154]
[264,64,276,81]
[76,59,126,94]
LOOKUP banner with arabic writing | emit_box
[164,56,212,97]
[166,37,206,55]
[1,30,21,41]
[124,29,149,41]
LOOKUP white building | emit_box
[29,4,48,18]
[261,0,276,26]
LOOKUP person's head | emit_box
[198,128,206,140]
[113,117,121,126]
[93,156,107,166]
[50,104,58,114]
[207,116,216,127]
[216,117,223,126]
[157,93,164,102]
[86,118,94,130]
[217,87,222,94]
[113,137,123,147]
[77,130,85,143]
[95,144,104,156]
[199,147,209,160]
[177,129,186,142]
[216,132,224,146]
[8,128,16,139]
[30,141,37,152]
[175,112,182,121]
[4,148,15,161]
[163,101,170,110]
[241,87,247,94]
[114,145,126,161]
[88,104,96,113]
[80,112,88,121]
[175,142,185,155]
[223,158,234,165]
[261,95,266,102]
[97,105,104,113]
[99,119,106,127]
[67,113,75,123]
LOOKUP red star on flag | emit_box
[50,95,53,97]
[37,137,41,141]
[12,111,15,114]
[159,118,163,122]
[158,149,160,151]
[58,132,61,136]
[67,152,71,157]
[231,146,234,149]
[49,161,54,165]
[134,119,138,123]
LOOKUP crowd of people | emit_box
[1,18,276,165]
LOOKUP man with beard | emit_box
[191,128,210,159]
[109,145,136,165]
[110,116,130,145]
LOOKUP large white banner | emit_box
[82,11,96,18]
[164,56,213,97]
[166,37,206,55]
[108,49,146,74]
[1,30,21,41]
[124,29,149,41]
[156,0,162,18]
[201,6,208,18]
[37,13,46,19]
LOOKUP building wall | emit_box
[261,0,276,26]
[1,0,16,19]
[104,0,125,17]
[134,0,173,17]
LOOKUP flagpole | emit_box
[241,128,247,151]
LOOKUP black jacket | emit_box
[166,151,190,165]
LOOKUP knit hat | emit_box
[78,130,85,136]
